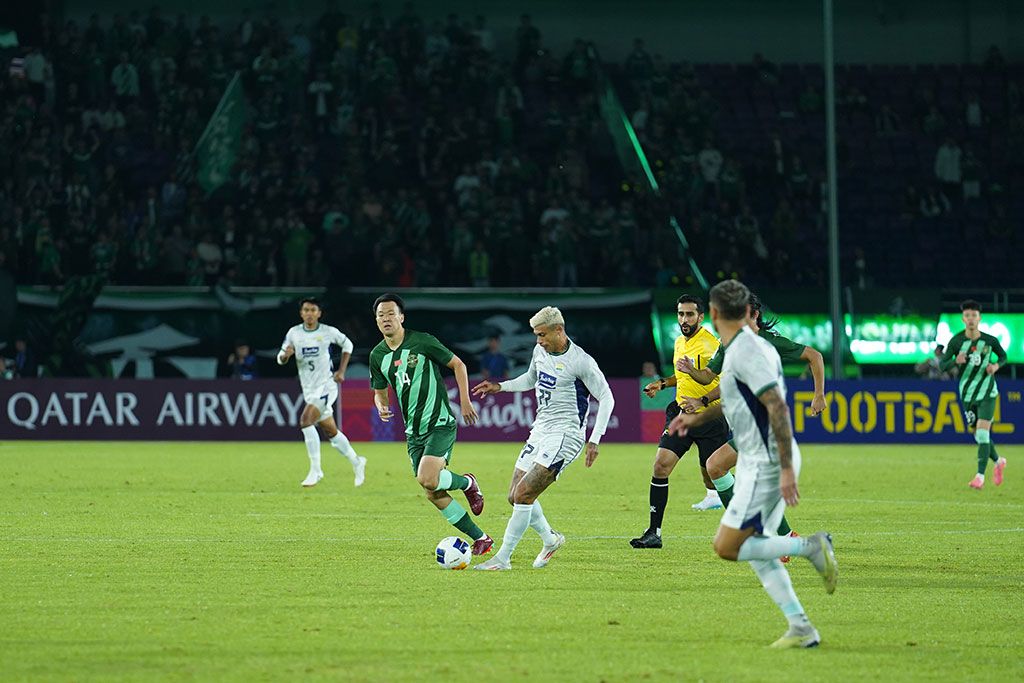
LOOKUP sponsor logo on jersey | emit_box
[301,346,320,357]
[538,371,557,390]
[554,362,565,372]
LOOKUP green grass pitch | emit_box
[1,440,1021,682]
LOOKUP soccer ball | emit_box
[435,536,472,570]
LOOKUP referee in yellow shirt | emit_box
[631,294,730,549]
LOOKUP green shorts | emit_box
[964,396,997,428]
[406,425,458,475]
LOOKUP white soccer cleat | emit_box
[353,456,367,487]
[532,532,566,569]
[301,471,324,487]
[472,555,511,571]
[769,623,821,649]
[691,490,723,511]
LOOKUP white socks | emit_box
[750,559,808,626]
[529,501,558,545]
[302,425,321,473]
[495,503,533,562]
[329,431,360,465]
[736,535,809,561]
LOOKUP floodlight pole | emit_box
[824,0,844,378]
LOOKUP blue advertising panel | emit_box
[786,380,1023,444]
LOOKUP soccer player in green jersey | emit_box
[677,293,826,549]
[369,293,494,555]
[939,299,1009,489]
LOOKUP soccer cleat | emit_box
[780,530,799,564]
[532,532,566,569]
[462,473,485,515]
[301,471,324,488]
[806,531,838,594]
[691,490,723,511]
[993,458,1007,486]
[471,534,494,556]
[769,624,821,649]
[353,456,367,487]
[472,554,511,571]
[629,529,663,549]
[969,474,984,490]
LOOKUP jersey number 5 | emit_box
[307,360,316,372]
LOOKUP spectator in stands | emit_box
[965,92,984,128]
[196,233,223,284]
[876,104,902,135]
[919,187,951,217]
[799,84,822,114]
[923,105,947,136]
[962,145,983,200]
[934,137,962,198]
[698,137,723,187]
[110,52,140,104]
[228,341,259,380]
[468,240,490,287]
[480,335,509,380]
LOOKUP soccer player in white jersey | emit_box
[470,306,615,570]
[668,280,837,648]
[277,297,366,488]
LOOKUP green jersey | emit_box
[707,327,806,374]
[369,329,458,437]
[940,331,1007,404]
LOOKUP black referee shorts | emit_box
[658,401,730,467]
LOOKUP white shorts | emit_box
[515,428,586,478]
[720,449,802,536]
[303,383,338,423]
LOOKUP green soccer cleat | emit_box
[769,624,821,649]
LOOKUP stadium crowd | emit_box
[0,4,1019,290]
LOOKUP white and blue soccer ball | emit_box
[435,536,472,570]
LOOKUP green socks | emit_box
[713,471,792,536]
[977,443,992,475]
[434,469,470,492]
[440,500,483,541]
[711,473,735,508]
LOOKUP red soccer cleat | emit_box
[472,534,494,556]
[994,458,1007,486]
[781,530,799,564]
[969,474,984,490]
[463,473,485,515]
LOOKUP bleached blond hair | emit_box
[530,306,565,329]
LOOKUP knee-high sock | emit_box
[712,472,735,508]
[302,426,321,473]
[749,559,808,626]
[433,469,470,491]
[440,500,483,541]
[328,431,359,465]
[976,428,992,476]
[495,503,532,562]
[529,501,557,545]
[649,477,669,534]
[737,534,811,561]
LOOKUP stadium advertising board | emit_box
[3,379,1020,443]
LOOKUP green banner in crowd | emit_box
[655,311,1024,365]
[195,72,247,193]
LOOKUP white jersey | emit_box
[277,324,354,395]
[719,326,797,467]
[500,340,615,444]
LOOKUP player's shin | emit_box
[529,501,557,545]
[736,534,809,561]
[301,426,322,473]
[433,469,470,491]
[649,477,668,534]
[976,429,992,476]
[711,472,734,508]
[328,431,359,464]
[750,559,809,627]
[440,500,484,540]
[495,503,532,562]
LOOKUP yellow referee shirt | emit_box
[673,327,722,411]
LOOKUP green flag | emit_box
[195,72,247,192]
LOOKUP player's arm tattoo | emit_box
[759,387,794,469]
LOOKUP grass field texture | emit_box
[1,440,1022,682]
